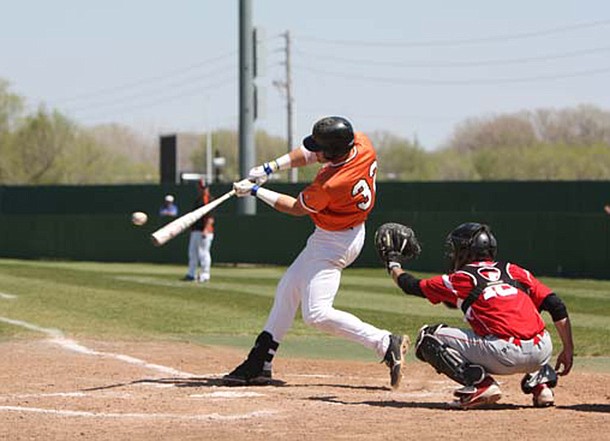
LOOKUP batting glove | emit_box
[248,160,279,185]
[233,178,256,197]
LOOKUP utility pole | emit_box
[275,31,297,183]
[238,0,256,214]
[284,31,297,183]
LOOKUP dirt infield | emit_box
[0,338,608,441]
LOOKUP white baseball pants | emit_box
[263,223,391,358]
[187,231,214,281]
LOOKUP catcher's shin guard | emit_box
[415,325,485,387]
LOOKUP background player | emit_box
[378,222,574,409]
[223,116,408,388]
[182,180,215,283]
[159,194,178,217]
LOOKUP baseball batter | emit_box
[378,222,574,409]
[223,116,408,388]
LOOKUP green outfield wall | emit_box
[1,181,609,278]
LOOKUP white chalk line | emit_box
[393,391,447,399]
[0,316,193,377]
[292,374,336,379]
[0,316,280,422]
[113,275,195,288]
[3,392,132,399]
[0,406,277,421]
[190,391,265,399]
[0,292,17,300]
[134,382,176,389]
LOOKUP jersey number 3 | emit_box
[352,161,378,211]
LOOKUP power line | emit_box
[294,45,610,68]
[298,18,610,48]
[63,64,237,112]
[56,50,237,103]
[294,107,458,123]
[70,75,237,120]
[296,64,610,85]
[51,34,288,125]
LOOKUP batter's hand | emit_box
[233,178,256,197]
[248,161,279,185]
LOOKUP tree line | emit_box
[1,79,609,185]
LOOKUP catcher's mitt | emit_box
[374,223,421,267]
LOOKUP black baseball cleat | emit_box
[223,331,285,386]
[222,361,274,386]
[383,334,410,389]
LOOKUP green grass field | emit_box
[1,258,609,369]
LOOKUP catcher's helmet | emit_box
[445,222,497,271]
[303,116,355,160]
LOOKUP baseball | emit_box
[131,211,148,226]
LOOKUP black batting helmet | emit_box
[445,222,497,271]
[303,116,355,160]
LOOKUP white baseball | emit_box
[131,211,148,226]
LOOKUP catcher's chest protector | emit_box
[458,262,528,314]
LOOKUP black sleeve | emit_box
[396,272,425,298]
[539,293,568,322]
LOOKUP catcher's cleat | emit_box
[222,362,273,386]
[449,376,502,409]
[383,334,409,390]
[532,383,555,408]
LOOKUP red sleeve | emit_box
[420,273,475,306]
[506,263,553,309]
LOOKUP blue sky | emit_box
[2,0,610,149]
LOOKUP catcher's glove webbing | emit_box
[374,223,421,272]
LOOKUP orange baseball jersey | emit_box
[191,188,215,234]
[298,132,378,231]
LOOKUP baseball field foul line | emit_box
[0,292,17,300]
[0,406,278,421]
[0,316,193,377]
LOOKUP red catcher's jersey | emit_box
[298,132,378,231]
[420,261,552,339]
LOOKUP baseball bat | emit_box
[151,189,236,247]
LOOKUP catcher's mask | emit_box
[445,222,497,271]
[303,116,355,161]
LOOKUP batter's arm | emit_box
[271,193,308,216]
[248,147,318,183]
[248,185,308,217]
[290,146,318,167]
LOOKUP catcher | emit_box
[374,222,574,409]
